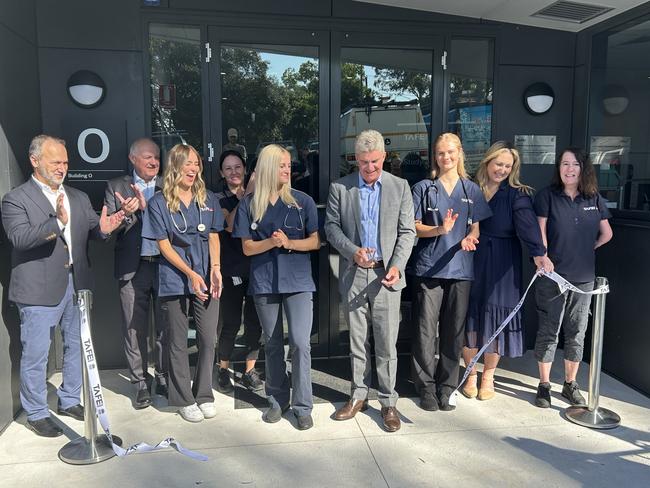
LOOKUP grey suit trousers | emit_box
[344,265,401,407]
[118,260,166,389]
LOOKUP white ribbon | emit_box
[78,299,208,461]
[449,270,609,406]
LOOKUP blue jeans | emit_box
[17,274,81,421]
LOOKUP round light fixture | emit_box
[602,84,629,115]
[67,70,106,108]
[523,82,554,115]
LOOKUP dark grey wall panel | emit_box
[36,0,141,51]
[86,242,125,369]
[493,65,574,158]
[571,65,589,147]
[0,28,41,176]
[0,0,37,44]
[170,0,331,17]
[499,24,575,67]
[332,0,477,23]
[38,48,145,209]
[596,222,650,396]
[0,2,40,434]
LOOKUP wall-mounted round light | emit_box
[523,82,554,115]
[67,70,106,108]
[602,84,629,115]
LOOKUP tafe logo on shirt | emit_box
[583,206,597,211]
[461,198,474,204]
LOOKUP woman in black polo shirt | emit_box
[533,147,613,409]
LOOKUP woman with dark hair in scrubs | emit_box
[409,132,492,411]
[142,143,223,423]
[233,144,320,430]
[214,150,263,393]
[462,141,553,401]
[533,147,612,408]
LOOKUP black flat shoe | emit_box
[135,387,152,409]
[155,383,169,398]
[57,403,85,421]
[27,417,63,437]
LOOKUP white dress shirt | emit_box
[32,175,73,265]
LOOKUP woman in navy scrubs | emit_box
[462,141,553,401]
[214,150,263,393]
[142,143,223,423]
[410,132,491,411]
[233,144,320,430]
[533,147,612,408]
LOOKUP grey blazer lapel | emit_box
[24,177,57,218]
[349,184,362,240]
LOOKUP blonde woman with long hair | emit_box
[462,141,552,402]
[232,144,320,430]
[409,132,492,412]
[142,143,223,423]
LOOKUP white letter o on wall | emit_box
[78,128,110,164]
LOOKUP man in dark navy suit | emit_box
[1,135,123,437]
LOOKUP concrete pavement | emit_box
[1,351,649,487]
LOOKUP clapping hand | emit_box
[99,205,125,234]
[271,229,291,249]
[56,193,68,226]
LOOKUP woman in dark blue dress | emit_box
[462,141,553,401]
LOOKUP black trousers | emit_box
[161,294,219,407]
[411,277,472,395]
[217,277,262,362]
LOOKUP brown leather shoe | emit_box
[334,399,368,420]
[381,406,401,432]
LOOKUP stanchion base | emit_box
[564,406,621,429]
[58,435,123,465]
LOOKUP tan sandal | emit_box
[478,376,495,401]
[461,373,478,399]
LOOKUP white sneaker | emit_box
[178,403,204,423]
[198,402,217,419]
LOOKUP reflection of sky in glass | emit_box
[261,53,318,85]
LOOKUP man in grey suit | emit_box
[1,135,123,437]
[325,129,415,432]
[104,138,166,409]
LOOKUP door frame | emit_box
[206,25,332,357]
[327,30,445,357]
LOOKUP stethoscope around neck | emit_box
[170,201,206,233]
[423,178,473,233]
[250,203,304,232]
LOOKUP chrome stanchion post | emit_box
[59,290,122,464]
[565,277,621,429]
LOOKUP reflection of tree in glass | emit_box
[281,60,319,151]
[449,77,492,107]
[221,47,284,156]
[340,63,375,111]
[150,37,202,151]
[373,69,431,114]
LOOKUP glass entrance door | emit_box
[327,32,444,357]
[207,26,330,357]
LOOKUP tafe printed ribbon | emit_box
[449,270,610,407]
[78,297,208,461]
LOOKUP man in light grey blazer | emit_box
[1,135,123,437]
[325,129,415,432]
[104,138,166,409]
